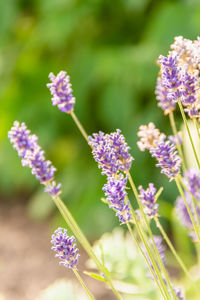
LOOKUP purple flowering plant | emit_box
[8,36,200,299]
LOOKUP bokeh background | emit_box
[1,0,200,299]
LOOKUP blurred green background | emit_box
[1,0,200,239]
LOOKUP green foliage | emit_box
[1,0,200,237]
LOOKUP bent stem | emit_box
[73,268,95,300]
[52,196,123,300]
[155,216,193,282]
[175,177,200,242]
[194,119,200,144]
[127,172,176,299]
[178,102,200,169]
[169,111,186,171]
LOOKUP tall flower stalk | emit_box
[8,121,122,300]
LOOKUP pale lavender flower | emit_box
[155,76,176,115]
[150,140,181,180]
[137,122,166,152]
[47,71,75,114]
[51,228,80,269]
[175,192,193,229]
[176,191,200,241]
[8,121,61,197]
[89,129,133,176]
[172,286,184,300]
[168,131,183,146]
[171,36,200,70]
[103,174,131,224]
[183,169,200,200]
[138,183,158,218]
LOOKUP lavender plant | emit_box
[9,35,200,299]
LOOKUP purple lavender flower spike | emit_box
[138,183,159,218]
[8,121,38,158]
[181,72,197,106]
[8,121,61,196]
[47,71,75,114]
[158,54,182,103]
[103,174,131,224]
[89,129,134,176]
[155,76,176,115]
[150,140,181,180]
[183,169,200,200]
[51,228,80,269]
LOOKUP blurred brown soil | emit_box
[0,205,114,300]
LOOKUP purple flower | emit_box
[138,183,158,218]
[155,76,176,115]
[89,129,133,176]
[158,54,182,103]
[8,121,61,197]
[183,169,200,200]
[103,174,131,224]
[47,71,75,114]
[181,72,197,106]
[51,228,80,269]
[150,140,181,180]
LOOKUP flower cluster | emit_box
[89,129,133,176]
[103,174,131,224]
[157,54,182,103]
[137,122,166,151]
[89,129,133,224]
[47,71,75,114]
[170,36,200,71]
[51,228,80,269]
[138,183,158,218]
[157,37,200,118]
[150,140,181,180]
[8,121,61,197]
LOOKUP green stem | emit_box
[53,196,123,300]
[71,111,89,143]
[127,214,170,299]
[73,268,95,300]
[194,118,200,143]
[169,111,186,171]
[178,101,200,169]
[126,223,167,300]
[155,216,193,282]
[127,172,176,299]
[179,175,200,210]
[175,177,200,242]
